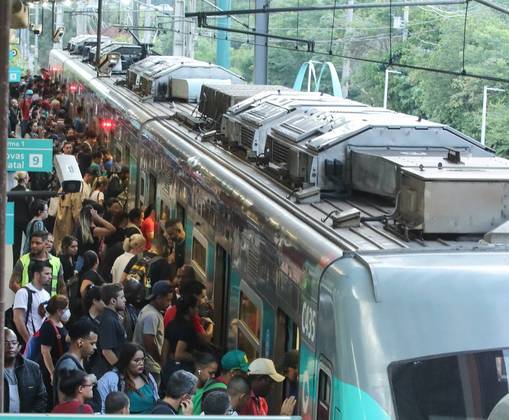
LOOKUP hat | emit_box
[25,89,33,96]
[281,350,299,370]
[147,280,173,300]
[221,350,249,373]
[248,358,285,382]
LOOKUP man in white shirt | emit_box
[13,260,52,344]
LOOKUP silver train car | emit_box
[50,47,509,420]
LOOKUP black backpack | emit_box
[5,286,35,347]
[105,174,124,200]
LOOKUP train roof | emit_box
[51,50,509,253]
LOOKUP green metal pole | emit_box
[216,0,231,68]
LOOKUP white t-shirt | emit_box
[13,283,50,337]
[89,190,104,203]
[111,251,135,283]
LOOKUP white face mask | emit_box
[61,308,71,323]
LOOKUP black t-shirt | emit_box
[59,254,76,282]
[164,317,198,355]
[149,258,175,285]
[98,241,124,283]
[151,400,178,415]
[79,314,104,378]
[79,269,104,291]
[39,320,69,367]
[175,239,185,269]
[98,308,126,355]
[123,251,158,274]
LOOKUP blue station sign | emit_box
[6,202,14,245]
[8,66,22,83]
[7,138,53,172]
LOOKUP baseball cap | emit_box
[248,358,285,382]
[147,280,173,300]
[25,89,33,96]
[221,350,249,373]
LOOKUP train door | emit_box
[317,359,333,420]
[213,244,230,348]
[148,173,157,206]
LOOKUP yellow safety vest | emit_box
[20,253,61,297]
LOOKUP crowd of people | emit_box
[4,74,298,415]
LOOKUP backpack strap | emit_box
[48,319,64,357]
[23,286,35,333]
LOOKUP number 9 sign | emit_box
[29,153,43,169]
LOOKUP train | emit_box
[49,44,509,420]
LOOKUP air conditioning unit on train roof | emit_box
[250,106,496,203]
[222,90,365,159]
[136,59,244,101]
[126,56,180,91]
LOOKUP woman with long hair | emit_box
[89,176,107,206]
[35,294,70,410]
[162,294,202,375]
[74,204,115,270]
[52,369,95,414]
[58,235,78,283]
[79,250,105,297]
[97,342,158,414]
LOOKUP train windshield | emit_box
[390,348,509,420]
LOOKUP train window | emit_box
[177,203,186,226]
[390,348,509,420]
[239,292,261,338]
[149,174,157,206]
[318,369,332,420]
[238,327,258,362]
[192,228,207,275]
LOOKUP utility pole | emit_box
[173,0,196,57]
[34,4,40,71]
[96,0,103,70]
[216,0,231,68]
[254,0,269,84]
[341,0,354,97]
[53,2,64,49]
[383,68,402,108]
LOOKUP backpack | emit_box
[126,254,162,293]
[105,174,124,200]
[5,286,35,347]
[24,319,64,363]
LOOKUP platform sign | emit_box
[9,66,22,83]
[7,138,53,172]
[6,202,14,245]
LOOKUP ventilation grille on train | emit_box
[266,136,289,165]
[247,245,260,282]
[241,102,288,126]
[241,126,255,150]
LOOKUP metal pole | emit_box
[34,4,39,71]
[187,0,466,17]
[383,69,402,109]
[96,0,103,70]
[0,0,12,412]
[254,0,269,84]
[480,86,505,145]
[481,85,488,145]
[383,69,390,108]
[216,0,231,68]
